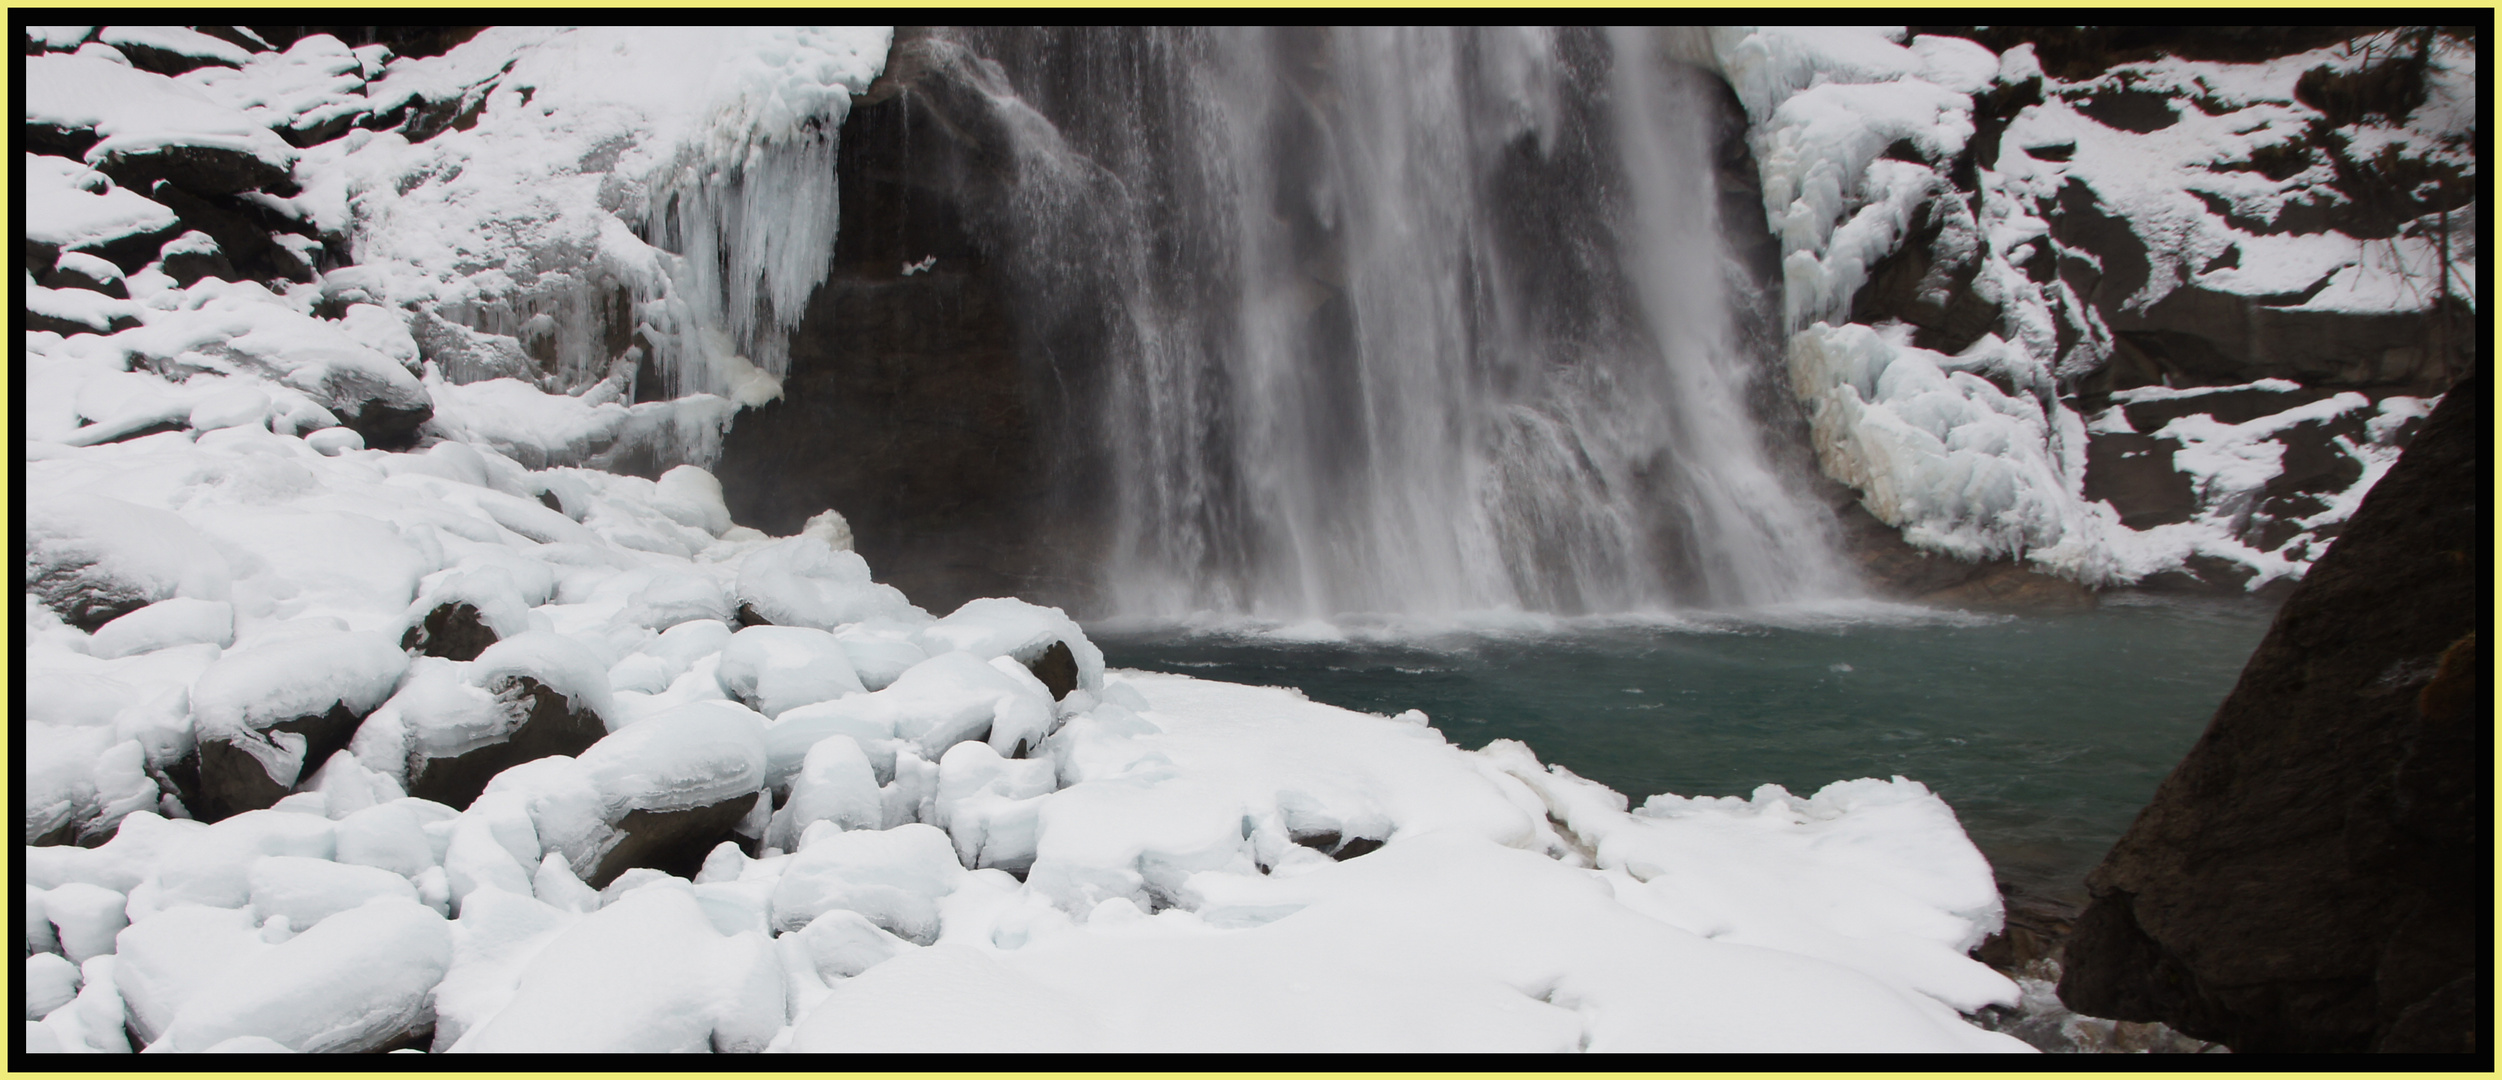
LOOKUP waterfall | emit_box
[942,26,1853,618]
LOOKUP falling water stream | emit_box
[950,26,1848,620]
[843,29,2267,925]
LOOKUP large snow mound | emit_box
[18,402,2030,1052]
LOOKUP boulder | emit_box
[146,182,318,283]
[405,676,606,812]
[41,251,129,298]
[2057,375,2484,1052]
[24,494,231,631]
[92,142,295,199]
[192,702,363,822]
[401,602,498,662]
[158,230,237,287]
[589,793,760,888]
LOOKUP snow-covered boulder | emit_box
[767,822,966,943]
[148,898,451,1053]
[446,883,782,1052]
[25,494,231,631]
[713,625,864,718]
[186,627,407,819]
[731,510,922,630]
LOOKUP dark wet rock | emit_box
[2088,283,2464,397]
[18,121,100,162]
[105,35,245,77]
[1849,194,2003,356]
[589,792,762,888]
[1290,830,1386,861]
[27,568,155,633]
[406,676,607,811]
[401,602,498,662]
[248,25,482,60]
[1916,26,2396,82]
[2058,375,2483,1053]
[191,27,274,55]
[733,602,772,629]
[92,142,294,199]
[24,304,141,339]
[191,702,364,822]
[41,255,129,299]
[159,231,238,288]
[340,387,435,452]
[146,182,317,284]
[2082,432,2196,529]
[1973,881,2082,975]
[1025,640,1078,700]
[1918,562,2096,612]
[1823,494,2097,611]
[37,206,184,279]
[2070,87,2178,133]
[714,29,1073,614]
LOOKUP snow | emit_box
[15,21,2237,1055]
[147,898,450,1053]
[336,27,889,404]
[919,596,1106,694]
[22,53,298,177]
[577,700,769,813]
[26,953,84,1020]
[87,598,236,659]
[1714,25,2470,589]
[96,26,255,69]
[190,628,407,751]
[732,511,924,630]
[25,153,181,252]
[445,884,782,1052]
[768,823,968,941]
[715,625,865,718]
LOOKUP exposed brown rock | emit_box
[1026,639,1078,700]
[589,792,762,888]
[190,702,363,822]
[405,676,607,811]
[401,602,497,662]
[2056,374,2483,1052]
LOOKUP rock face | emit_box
[2056,374,2484,1052]
[714,29,1102,615]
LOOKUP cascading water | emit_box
[936,26,1855,618]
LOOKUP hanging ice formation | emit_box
[347,27,888,403]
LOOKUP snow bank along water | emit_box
[21,28,2026,1049]
[19,412,2033,1051]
